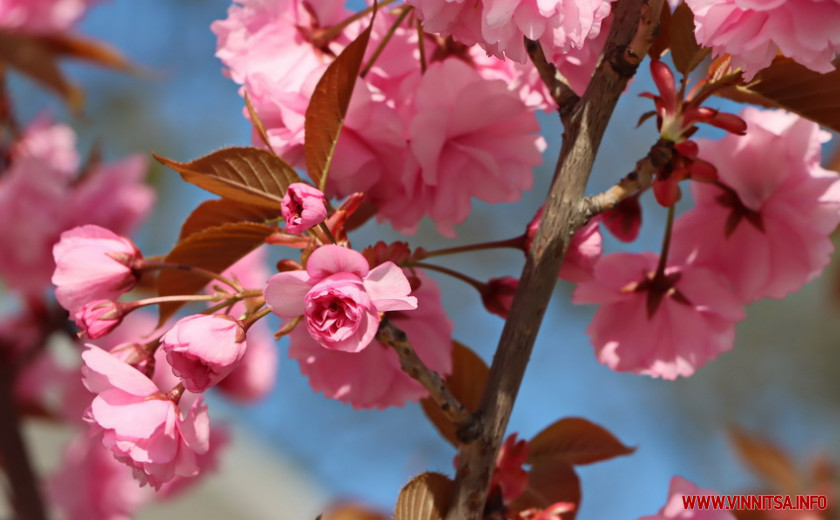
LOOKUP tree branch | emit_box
[583,139,674,217]
[377,318,476,433]
[524,38,580,117]
[445,2,664,518]
[0,365,48,520]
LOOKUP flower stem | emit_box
[314,0,398,46]
[416,236,526,260]
[412,262,485,292]
[241,306,271,330]
[416,18,427,73]
[655,204,676,278]
[361,6,412,78]
[139,261,241,291]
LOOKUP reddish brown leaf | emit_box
[647,1,671,61]
[39,34,132,71]
[394,473,454,520]
[420,341,489,446]
[304,13,373,191]
[715,57,840,133]
[154,147,300,209]
[157,222,275,324]
[669,3,709,76]
[0,31,82,109]
[511,462,581,520]
[527,417,635,466]
[179,198,282,241]
[728,426,799,494]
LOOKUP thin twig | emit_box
[583,139,674,217]
[446,2,665,518]
[524,38,579,118]
[376,319,475,431]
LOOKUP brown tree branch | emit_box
[583,139,674,217]
[377,318,476,433]
[445,1,664,518]
[524,38,580,117]
[0,364,48,520]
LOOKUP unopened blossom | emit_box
[638,476,736,520]
[161,315,248,394]
[573,253,745,379]
[52,225,142,313]
[82,346,210,490]
[379,58,544,237]
[601,193,642,243]
[265,245,417,353]
[0,0,101,33]
[74,300,128,339]
[672,108,840,302]
[288,270,452,409]
[482,277,519,319]
[282,183,327,233]
[686,0,840,80]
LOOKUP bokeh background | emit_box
[8,0,840,518]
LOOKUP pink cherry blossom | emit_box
[48,432,152,520]
[282,182,327,233]
[68,154,155,236]
[0,119,153,296]
[686,0,840,80]
[410,0,614,64]
[74,300,127,339]
[161,315,248,393]
[266,245,417,352]
[81,346,210,490]
[0,0,102,33]
[287,270,452,409]
[377,58,544,237]
[573,252,745,379]
[671,108,840,302]
[52,225,142,313]
[638,476,736,520]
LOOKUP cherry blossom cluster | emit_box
[212,0,555,237]
[572,105,840,379]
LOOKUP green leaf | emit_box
[157,222,275,324]
[714,57,840,133]
[420,341,489,446]
[154,147,300,209]
[179,198,282,241]
[304,12,374,191]
[527,417,635,466]
[394,473,454,520]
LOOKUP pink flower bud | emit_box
[602,194,642,243]
[281,183,327,234]
[481,277,518,319]
[52,225,141,313]
[74,300,127,339]
[161,315,248,393]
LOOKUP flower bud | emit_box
[52,225,141,313]
[74,300,128,339]
[281,183,327,234]
[161,315,248,393]
[481,277,518,319]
